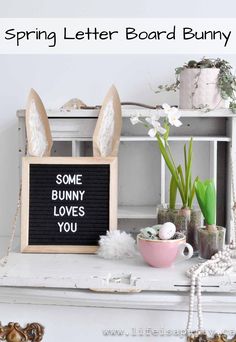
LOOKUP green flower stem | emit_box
[156,134,185,204]
[185,138,193,208]
[169,175,177,210]
[188,176,198,209]
[164,139,187,206]
[140,118,195,210]
[166,141,177,170]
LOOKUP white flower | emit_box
[148,122,166,137]
[162,103,172,114]
[146,114,166,137]
[162,103,182,127]
[148,128,156,137]
[145,113,160,126]
[168,111,182,127]
[130,115,141,125]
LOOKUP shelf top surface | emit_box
[17,108,236,118]
[0,252,235,294]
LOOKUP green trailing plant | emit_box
[155,57,236,113]
[195,179,217,233]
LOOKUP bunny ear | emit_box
[25,89,52,157]
[93,85,122,157]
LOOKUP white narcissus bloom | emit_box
[146,114,166,137]
[148,124,167,137]
[162,103,172,114]
[130,115,140,125]
[145,112,160,125]
[162,103,182,127]
[168,111,182,127]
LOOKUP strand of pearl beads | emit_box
[186,245,233,339]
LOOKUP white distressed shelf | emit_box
[54,136,231,142]
[17,108,236,118]
[121,136,231,142]
[50,137,231,146]
[0,253,235,294]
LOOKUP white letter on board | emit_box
[51,190,58,200]
[54,206,59,216]
[58,222,64,232]
[56,174,62,184]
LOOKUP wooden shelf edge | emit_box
[17,108,236,118]
[51,136,232,142]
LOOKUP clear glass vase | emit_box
[198,226,226,260]
[157,205,202,253]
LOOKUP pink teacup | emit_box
[137,234,193,268]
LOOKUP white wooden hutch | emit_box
[0,108,235,341]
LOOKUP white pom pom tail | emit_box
[97,231,137,259]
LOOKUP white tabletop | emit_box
[0,252,235,294]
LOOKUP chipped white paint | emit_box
[0,250,236,342]
[0,284,235,312]
[0,253,236,339]
[17,108,236,118]
[0,253,235,294]
[1,301,236,342]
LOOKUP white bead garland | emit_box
[186,245,234,337]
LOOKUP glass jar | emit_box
[157,204,202,253]
[198,226,226,260]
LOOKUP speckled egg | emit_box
[159,222,176,240]
[140,227,157,239]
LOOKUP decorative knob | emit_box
[0,322,44,342]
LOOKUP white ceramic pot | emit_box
[179,68,225,110]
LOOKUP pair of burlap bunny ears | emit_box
[25,86,122,158]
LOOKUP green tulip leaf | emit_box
[195,180,207,219]
[169,175,177,210]
[195,179,216,225]
[204,181,216,225]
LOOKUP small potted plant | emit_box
[195,179,226,259]
[155,57,236,112]
[130,104,202,252]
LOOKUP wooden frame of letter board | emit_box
[21,156,117,253]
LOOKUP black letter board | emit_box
[21,157,117,253]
